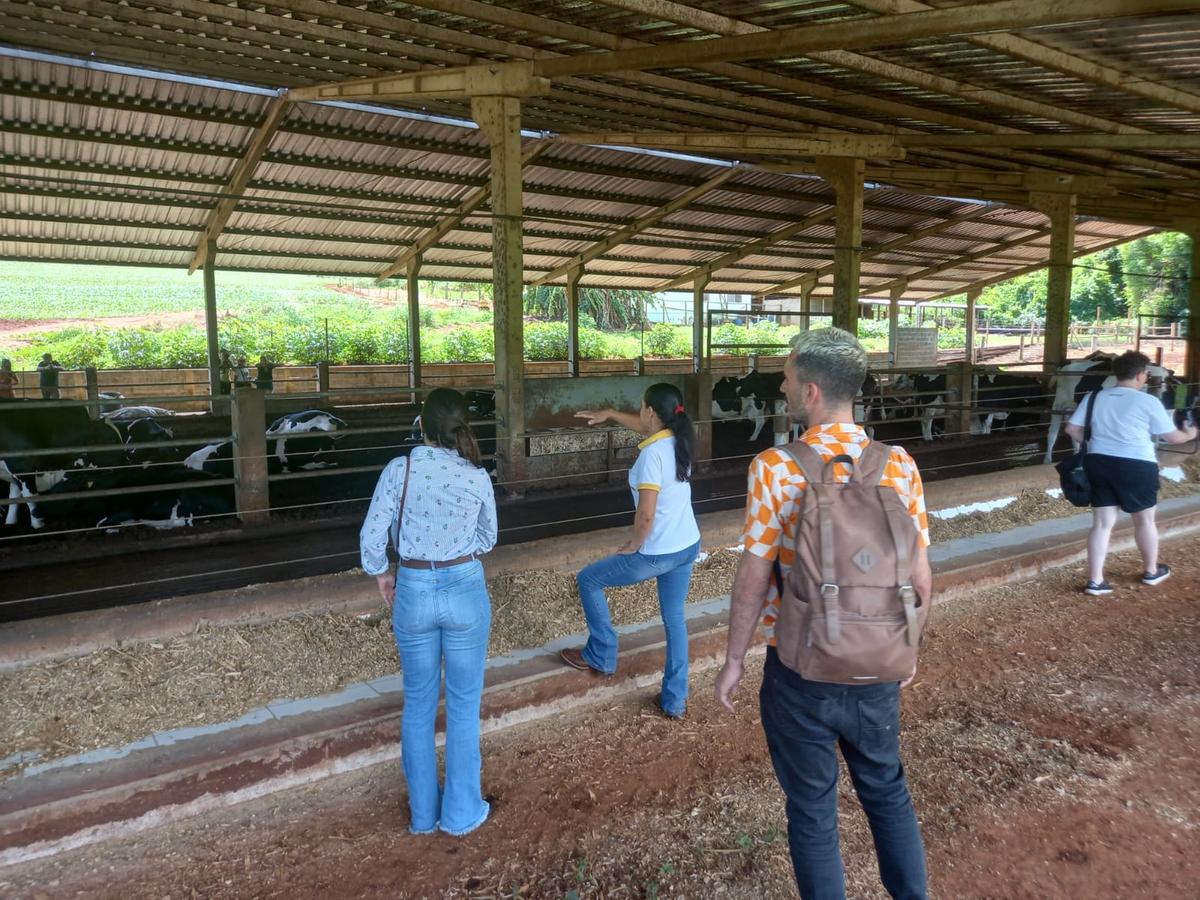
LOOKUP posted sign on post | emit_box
[894,327,939,368]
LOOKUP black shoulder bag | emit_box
[1055,389,1100,508]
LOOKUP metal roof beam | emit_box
[654,209,837,290]
[556,132,905,159]
[187,96,288,274]
[287,63,551,103]
[376,140,548,282]
[845,0,1200,116]
[564,129,1200,155]
[923,234,1155,301]
[530,0,1197,79]
[759,205,1007,295]
[578,1,1200,180]
[869,228,1056,296]
[531,167,739,286]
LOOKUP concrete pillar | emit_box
[888,283,905,364]
[1188,233,1200,394]
[816,157,864,335]
[965,286,980,366]
[692,274,710,373]
[566,266,581,377]
[202,238,221,403]
[406,255,422,391]
[1032,192,1077,373]
[231,385,269,526]
[472,95,527,487]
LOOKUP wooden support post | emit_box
[472,94,527,489]
[406,255,422,393]
[692,274,710,373]
[1032,192,1077,373]
[633,355,645,376]
[231,385,269,526]
[1188,234,1200,393]
[965,286,980,365]
[567,267,582,377]
[815,157,864,335]
[800,280,814,333]
[888,283,904,364]
[1018,333,1025,362]
[956,360,975,441]
[1155,345,1164,367]
[202,238,221,406]
[84,367,99,420]
[685,371,712,469]
[317,360,330,394]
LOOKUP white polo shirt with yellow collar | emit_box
[628,429,701,556]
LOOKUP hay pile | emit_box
[0,549,743,775]
[930,466,1200,544]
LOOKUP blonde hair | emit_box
[789,327,867,404]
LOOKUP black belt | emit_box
[399,554,476,570]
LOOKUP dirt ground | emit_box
[10,471,1199,776]
[3,534,1198,900]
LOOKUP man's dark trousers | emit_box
[759,647,928,900]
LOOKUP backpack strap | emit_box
[862,440,920,646]
[777,441,840,643]
[776,439,823,484]
[855,440,891,487]
[393,456,412,557]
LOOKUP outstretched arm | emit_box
[576,407,647,434]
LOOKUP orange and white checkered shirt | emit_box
[742,422,930,646]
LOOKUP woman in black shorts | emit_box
[1064,351,1197,596]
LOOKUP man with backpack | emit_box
[715,327,932,900]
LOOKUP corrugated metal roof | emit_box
[0,2,1193,300]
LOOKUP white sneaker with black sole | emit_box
[1141,565,1171,586]
[1084,580,1113,596]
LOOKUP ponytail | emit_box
[420,388,482,467]
[643,382,694,483]
[451,422,482,467]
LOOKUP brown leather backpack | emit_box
[773,440,927,685]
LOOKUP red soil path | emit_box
[3,540,1199,899]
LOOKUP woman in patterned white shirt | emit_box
[360,388,498,837]
[559,383,702,719]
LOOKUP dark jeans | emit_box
[759,647,928,900]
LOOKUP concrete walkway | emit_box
[5,491,1200,867]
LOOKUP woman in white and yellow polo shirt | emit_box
[559,383,701,718]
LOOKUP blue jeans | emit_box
[392,559,491,836]
[759,647,928,900]
[576,540,700,716]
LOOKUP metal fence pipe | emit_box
[9,434,234,461]
[0,477,237,507]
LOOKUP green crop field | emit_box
[0,262,373,319]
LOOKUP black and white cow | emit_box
[737,369,802,445]
[39,465,234,532]
[974,372,1047,435]
[1045,353,1175,463]
[465,389,496,419]
[101,405,176,422]
[185,410,347,477]
[0,403,123,529]
[266,410,348,471]
[711,376,752,424]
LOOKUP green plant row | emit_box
[1,315,974,370]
